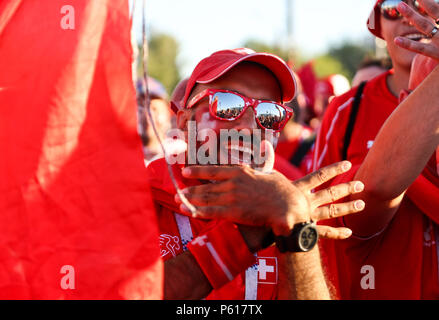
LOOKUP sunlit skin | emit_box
[176,62,282,168]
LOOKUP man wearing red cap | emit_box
[147,48,366,299]
[312,0,439,299]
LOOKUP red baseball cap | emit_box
[182,48,297,108]
[367,0,383,39]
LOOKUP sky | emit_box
[133,0,377,77]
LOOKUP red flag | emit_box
[0,0,162,299]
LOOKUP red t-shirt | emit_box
[276,125,314,175]
[313,70,439,299]
[273,154,304,180]
[146,157,300,300]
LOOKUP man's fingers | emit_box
[177,181,234,198]
[311,181,364,207]
[180,204,264,229]
[313,200,365,221]
[295,161,352,191]
[176,189,235,207]
[180,203,229,220]
[397,2,437,36]
[417,0,439,21]
[181,165,242,181]
[395,37,439,60]
[316,225,353,240]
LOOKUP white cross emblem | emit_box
[192,235,208,246]
[258,258,275,281]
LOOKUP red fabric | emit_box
[147,158,288,300]
[188,221,256,289]
[276,125,314,176]
[316,78,335,97]
[276,139,300,162]
[313,70,439,299]
[0,0,162,299]
[274,155,304,180]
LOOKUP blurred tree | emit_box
[138,32,181,95]
[312,54,350,80]
[328,40,375,80]
[239,38,376,83]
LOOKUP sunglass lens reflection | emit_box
[212,92,245,120]
[256,103,286,130]
[381,0,403,19]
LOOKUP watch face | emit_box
[298,225,318,251]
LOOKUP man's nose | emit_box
[228,107,258,131]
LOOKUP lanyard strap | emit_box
[245,255,259,300]
[174,213,194,251]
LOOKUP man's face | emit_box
[380,0,433,70]
[149,98,172,136]
[177,62,283,167]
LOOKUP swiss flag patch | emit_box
[257,257,278,284]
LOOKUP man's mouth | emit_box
[402,32,427,42]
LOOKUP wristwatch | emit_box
[262,221,319,253]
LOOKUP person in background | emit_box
[276,73,350,175]
[352,57,391,87]
[136,77,172,165]
[312,0,439,299]
[295,62,318,126]
[276,73,315,175]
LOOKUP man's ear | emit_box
[176,109,192,131]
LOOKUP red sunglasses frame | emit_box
[186,89,293,132]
